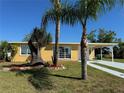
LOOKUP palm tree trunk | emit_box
[28,40,36,64]
[80,24,87,80]
[37,46,42,62]
[53,17,60,66]
[28,41,44,65]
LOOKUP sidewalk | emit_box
[94,60,124,70]
[88,63,124,79]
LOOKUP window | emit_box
[21,45,31,55]
[59,47,71,59]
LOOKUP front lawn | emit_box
[0,62,124,93]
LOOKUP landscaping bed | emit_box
[0,62,66,71]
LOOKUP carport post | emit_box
[100,47,102,60]
[112,46,114,62]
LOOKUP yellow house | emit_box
[9,42,118,63]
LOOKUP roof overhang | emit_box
[9,42,80,45]
[9,42,118,47]
[88,43,118,48]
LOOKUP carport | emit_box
[88,43,118,62]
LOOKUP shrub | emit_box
[28,67,52,90]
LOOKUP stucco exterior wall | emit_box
[41,44,79,61]
[12,43,31,63]
[10,42,117,62]
[40,45,53,62]
[11,43,79,62]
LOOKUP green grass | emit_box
[93,63,124,73]
[0,62,124,93]
[102,58,124,63]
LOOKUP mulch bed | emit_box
[1,62,66,71]
[2,62,44,71]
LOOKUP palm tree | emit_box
[42,0,73,66]
[42,0,61,66]
[62,0,123,80]
[28,27,52,65]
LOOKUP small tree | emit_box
[87,28,121,43]
[9,45,18,61]
[119,43,124,58]
[0,41,9,61]
[114,42,124,59]
[97,28,117,43]
[28,27,52,65]
[0,41,17,62]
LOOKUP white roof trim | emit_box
[9,42,80,44]
[9,42,118,46]
[88,43,118,46]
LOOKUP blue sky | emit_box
[0,0,124,42]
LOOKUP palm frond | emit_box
[74,0,124,25]
[61,1,79,25]
[30,27,52,47]
[42,9,56,29]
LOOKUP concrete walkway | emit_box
[93,60,124,70]
[88,63,124,79]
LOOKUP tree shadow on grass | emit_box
[17,68,81,79]
[16,67,82,91]
[16,67,53,91]
[49,74,82,80]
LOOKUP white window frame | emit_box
[20,45,31,56]
[58,46,71,60]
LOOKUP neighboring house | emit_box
[9,42,118,63]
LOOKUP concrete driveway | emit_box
[93,60,124,70]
